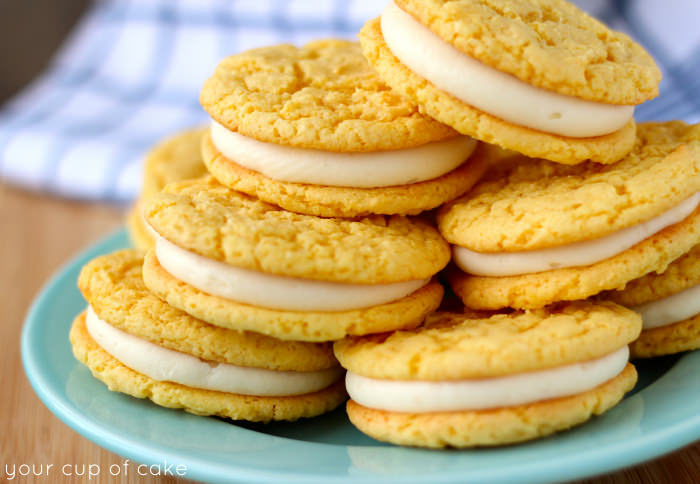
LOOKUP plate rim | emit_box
[21,228,700,484]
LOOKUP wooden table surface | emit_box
[2,181,699,484]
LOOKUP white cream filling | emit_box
[346,346,629,412]
[454,192,700,276]
[632,283,700,330]
[152,230,429,312]
[85,306,343,396]
[380,2,634,138]
[210,121,477,188]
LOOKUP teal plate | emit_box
[22,229,700,484]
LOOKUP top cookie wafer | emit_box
[604,243,700,307]
[395,0,660,103]
[140,128,208,200]
[144,177,451,284]
[200,39,457,152]
[438,121,700,252]
[334,300,640,379]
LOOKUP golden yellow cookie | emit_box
[144,177,451,284]
[438,122,700,252]
[450,206,700,309]
[600,243,700,358]
[359,17,637,165]
[346,364,636,448]
[334,301,641,379]
[141,128,208,200]
[201,133,488,218]
[604,243,700,306]
[126,128,207,250]
[126,202,153,251]
[394,0,660,103]
[335,304,639,447]
[70,314,346,422]
[200,39,457,152]
[142,251,443,342]
[629,314,700,359]
[78,249,337,371]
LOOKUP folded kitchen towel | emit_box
[0,0,698,201]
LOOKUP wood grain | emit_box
[1,181,698,483]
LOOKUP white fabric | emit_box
[0,0,696,200]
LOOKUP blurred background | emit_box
[0,0,89,103]
[1,0,699,203]
[2,1,700,483]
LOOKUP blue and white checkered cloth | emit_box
[1,0,699,202]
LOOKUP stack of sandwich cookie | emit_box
[200,39,487,218]
[602,244,700,358]
[334,301,641,448]
[141,177,449,342]
[126,128,208,250]
[439,121,700,310]
[360,0,662,164]
[71,250,346,422]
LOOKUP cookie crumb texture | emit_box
[604,243,700,306]
[145,177,451,284]
[70,314,347,422]
[141,127,208,200]
[334,302,640,379]
[202,133,488,218]
[126,203,153,251]
[395,0,660,103]
[450,206,700,310]
[360,18,637,165]
[78,250,337,371]
[631,314,700,359]
[200,39,456,152]
[438,121,700,252]
[143,251,444,342]
[346,364,636,448]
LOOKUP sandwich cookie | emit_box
[126,128,208,250]
[603,244,700,358]
[200,39,486,218]
[439,122,700,310]
[141,178,448,341]
[334,301,640,448]
[360,0,662,164]
[71,250,346,422]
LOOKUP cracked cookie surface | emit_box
[200,39,457,152]
[394,0,660,103]
[334,302,640,380]
[359,17,637,165]
[438,122,700,252]
[127,128,207,250]
[629,315,700,359]
[603,243,700,306]
[141,127,208,200]
[145,177,451,284]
